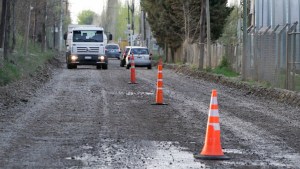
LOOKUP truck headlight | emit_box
[71,55,78,61]
[98,56,105,61]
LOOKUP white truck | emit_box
[64,25,111,69]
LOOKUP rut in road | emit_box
[0,59,299,168]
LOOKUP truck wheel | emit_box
[147,65,152,69]
[96,65,101,69]
[67,64,73,69]
[102,64,108,70]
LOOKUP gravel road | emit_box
[0,56,299,168]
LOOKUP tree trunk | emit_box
[199,1,206,70]
[4,0,11,60]
[25,0,31,56]
[11,0,16,53]
[0,0,7,48]
[171,48,175,63]
[164,41,168,62]
[41,0,47,52]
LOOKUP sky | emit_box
[69,0,131,24]
[68,0,106,24]
[69,0,234,24]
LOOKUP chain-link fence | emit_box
[245,22,300,91]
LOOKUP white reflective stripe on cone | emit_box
[209,123,220,131]
[210,97,218,105]
[209,109,219,117]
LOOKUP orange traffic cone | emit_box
[152,60,167,105]
[128,53,137,84]
[194,89,229,160]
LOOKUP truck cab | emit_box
[65,26,110,69]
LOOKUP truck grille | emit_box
[77,47,99,53]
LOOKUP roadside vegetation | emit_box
[0,38,56,86]
[209,57,239,77]
[0,1,70,86]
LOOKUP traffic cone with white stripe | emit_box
[152,60,167,105]
[128,53,137,84]
[194,89,229,160]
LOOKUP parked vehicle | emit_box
[125,46,152,69]
[105,44,121,59]
[64,25,111,69]
[120,46,130,67]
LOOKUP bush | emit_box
[0,38,55,86]
[0,61,20,85]
[212,57,239,77]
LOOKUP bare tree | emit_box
[0,0,7,49]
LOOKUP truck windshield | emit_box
[73,30,103,42]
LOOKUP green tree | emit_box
[219,6,240,45]
[141,0,232,65]
[77,10,97,25]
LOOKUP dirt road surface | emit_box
[0,56,300,168]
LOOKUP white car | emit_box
[125,46,152,69]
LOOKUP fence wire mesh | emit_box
[245,22,300,91]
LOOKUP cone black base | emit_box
[151,103,168,105]
[128,82,138,84]
[193,154,230,160]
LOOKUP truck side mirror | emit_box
[109,34,113,41]
[63,32,67,40]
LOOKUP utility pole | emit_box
[131,0,134,35]
[127,1,130,25]
[127,0,134,46]
[206,0,211,68]
[59,0,63,52]
[143,11,146,47]
[242,0,247,80]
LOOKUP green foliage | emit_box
[151,54,162,61]
[0,62,20,85]
[141,0,183,48]
[212,66,239,77]
[219,56,230,68]
[114,4,140,41]
[115,4,129,40]
[77,10,97,25]
[210,0,233,41]
[191,64,198,71]
[219,6,240,45]
[211,57,239,77]
[141,0,232,49]
[0,35,55,86]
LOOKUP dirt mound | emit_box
[165,64,300,107]
[0,56,62,110]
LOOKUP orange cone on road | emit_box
[152,60,167,105]
[128,53,137,84]
[194,89,229,160]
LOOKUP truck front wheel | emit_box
[102,64,108,69]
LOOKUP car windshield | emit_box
[131,48,149,55]
[73,30,103,42]
[106,45,119,49]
